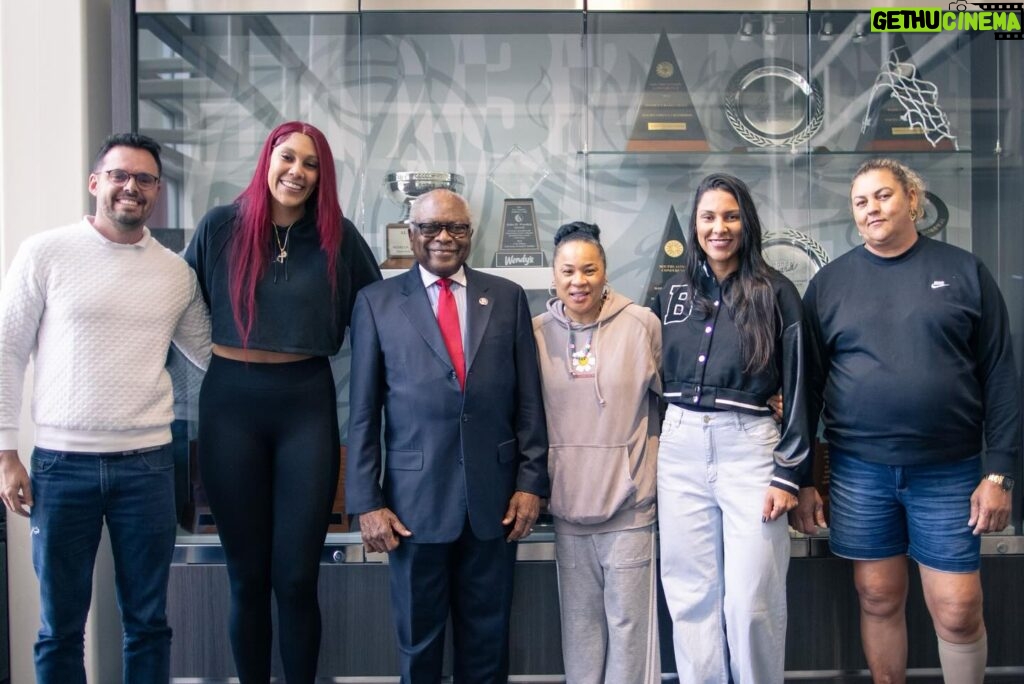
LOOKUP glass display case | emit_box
[120,0,1024,679]
[125,0,1022,536]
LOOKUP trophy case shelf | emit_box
[381,266,551,290]
[579,149,977,156]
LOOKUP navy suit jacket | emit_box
[346,265,549,543]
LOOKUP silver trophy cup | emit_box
[383,172,466,220]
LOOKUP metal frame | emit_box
[138,0,359,12]
[171,527,1024,565]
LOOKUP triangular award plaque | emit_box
[644,206,688,308]
[627,32,710,152]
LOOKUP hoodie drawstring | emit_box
[592,317,606,406]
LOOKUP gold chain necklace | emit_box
[273,221,296,263]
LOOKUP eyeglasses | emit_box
[409,222,472,238]
[103,169,160,190]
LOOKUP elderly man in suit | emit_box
[346,188,549,683]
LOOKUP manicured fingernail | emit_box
[761,516,767,523]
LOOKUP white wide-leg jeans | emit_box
[658,404,789,684]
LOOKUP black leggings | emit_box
[198,355,339,684]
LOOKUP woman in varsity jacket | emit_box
[652,173,811,684]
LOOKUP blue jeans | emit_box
[828,452,982,572]
[30,444,177,684]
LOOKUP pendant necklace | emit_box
[273,221,296,263]
[568,329,596,377]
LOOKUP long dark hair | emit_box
[684,173,777,374]
[229,121,343,347]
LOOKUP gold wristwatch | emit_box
[985,473,1015,491]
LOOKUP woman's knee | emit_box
[853,558,909,619]
[855,575,907,620]
[920,567,985,641]
[272,561,320,605]
[226,555,273,603]
[930,591,984,640]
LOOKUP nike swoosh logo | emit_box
[931,281,949,289]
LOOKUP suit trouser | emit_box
[658,404,789,684]
[388,520,517,684]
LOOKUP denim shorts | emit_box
[828,452,982,573]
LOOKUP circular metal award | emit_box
[917,191,950,238]
[762,229,830,296]
[724,59,824,148]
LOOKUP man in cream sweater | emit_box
[0,132,210,684]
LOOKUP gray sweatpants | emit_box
[555,524,660,684]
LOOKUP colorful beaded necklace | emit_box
[568,330,596,376]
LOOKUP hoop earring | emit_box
[909,208,919,221]
[548,284,557,297]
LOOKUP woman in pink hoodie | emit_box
[532,221,663,684]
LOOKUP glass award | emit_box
[724,59,824,150]
[761,229,830,297]
[488,145,550,268]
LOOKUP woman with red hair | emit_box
[185,121,380,682]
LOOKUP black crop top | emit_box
[185,203,382,355]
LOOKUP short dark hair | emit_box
[553,221,606,267]
[93,132,163,177]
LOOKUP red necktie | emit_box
[437,278,466,390]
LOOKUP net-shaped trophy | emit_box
[859,48,958,151]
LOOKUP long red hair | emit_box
[229,121,343,347]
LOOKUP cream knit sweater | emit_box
[0,218,210,452]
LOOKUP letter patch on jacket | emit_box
[662,283,695,325]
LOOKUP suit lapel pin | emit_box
[478,297,489,306]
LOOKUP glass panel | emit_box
[137,9,587,537]
[807,14,1023,528]
[586,12,812,303]
[358,12,586,276]
[136,6,1023,536]
[137,13,362,240]
[806,12,974,262]
[138,13,364,537]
